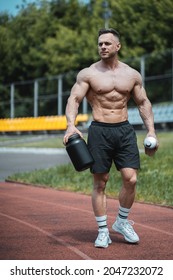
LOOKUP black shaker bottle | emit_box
[66,133,94,171]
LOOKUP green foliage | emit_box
[110,0,173,57]
[42,26,81,74]
[0,0,172,84]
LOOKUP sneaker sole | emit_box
[112,224,139,243]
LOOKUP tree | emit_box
[0,0,173,116]
[109,0,173,57]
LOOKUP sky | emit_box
[0,0,89,16]
[0,0,36,15]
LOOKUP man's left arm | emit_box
[132,73,159,156]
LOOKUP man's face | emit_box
[98,33,121,59]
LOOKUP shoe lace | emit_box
[98,231,108,241]
[123,220,136,235]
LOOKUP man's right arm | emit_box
[63,69,90,144]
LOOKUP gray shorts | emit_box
[87,121,140,173]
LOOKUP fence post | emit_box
[140,55,145,87]
[34,80,38,117]
[10,83,15,118]
[82,97,88,114]
[172,48,173,101]
[58,75,63,115]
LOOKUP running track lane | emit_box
[0,182,173,260]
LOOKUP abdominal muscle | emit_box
[92,107,128,123]
[87,89,130,123]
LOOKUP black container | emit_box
[66,133,94,171]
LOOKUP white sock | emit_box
[95,215,108,231]
[118,206,130,220]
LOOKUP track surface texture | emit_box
[0,181,173,260]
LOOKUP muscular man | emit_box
[63,28,158,248]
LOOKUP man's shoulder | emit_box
[120,61,141,79]
[119,61,136,72]
[77,62,98,80]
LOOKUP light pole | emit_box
[102,0,112,29]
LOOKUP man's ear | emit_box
[117,42,121,51]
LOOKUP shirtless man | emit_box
[63,28,158,248]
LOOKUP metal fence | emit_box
[0,49,173,119]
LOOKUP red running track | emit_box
[0,181,173,260]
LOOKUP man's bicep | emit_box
[132,84,148,106]
[71,79,90,102]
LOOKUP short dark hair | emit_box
[98,28,120,40]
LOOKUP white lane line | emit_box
[134,222,173,237]
[0,192,93,214]
[0,147,66,155]
[1,192,173,237]
[0,212,92,260]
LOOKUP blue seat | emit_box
[128,104,173,125]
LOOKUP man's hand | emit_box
[63,126,83,145]
[144,133,159,157]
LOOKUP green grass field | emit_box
[4,131,173,206]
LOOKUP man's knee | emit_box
[128,173,137,187]
[121,168,137,187]
[93,173,109,191]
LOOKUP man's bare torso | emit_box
[81,60,141,123]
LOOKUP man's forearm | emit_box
[138,100,155,134]
[65,98,79,127]
[64,97,83,143]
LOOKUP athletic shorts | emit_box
[87,120,140,173]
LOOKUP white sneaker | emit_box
[112,217,139,243]
[95,229,112,248]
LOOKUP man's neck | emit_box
[101,57,119,70]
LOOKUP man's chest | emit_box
[89,72,135,94]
